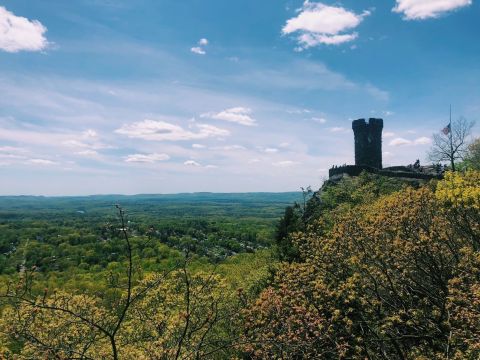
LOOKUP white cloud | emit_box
[0,6,49,52]
[414,136,432,145]
[28,158,57,165]
[231,59,388,101]
[190,38,209,55]
[389,137,412,146]
[184,160,201,167]
[329,127,347,132]
[383,131,395,138]
[82,129,98,138]
[272,160,298,167]
[287,108,311,114]
[63,140,89,148]
[202,107,257,126]
[264,147,279,153]
[192,143,206,149]
[389,136,432,146]
[211,145,246,151]
[365,84,390,101]
[312,117,327,124]
[383,151,394,159]
[298,32,358,47]
[0,153,26,160]
[62,138,112,150]
[282,2,370,49]
[115,120,230,141]
[75,150,98,157]
[0,146,27,155]
[124,153,170,163]
[393,0,472,20]
[190,46,206,55]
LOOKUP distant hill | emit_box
[0,192,302,220]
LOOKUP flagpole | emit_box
[449,104,455,171]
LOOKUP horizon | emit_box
[1,0,479,195]
[0,190,302,198]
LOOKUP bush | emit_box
[243,171,480,359]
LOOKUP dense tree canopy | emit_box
[1,173,479,358]
[244,171,480,359]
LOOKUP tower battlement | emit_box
[352,118,383,169]
[329,118,443,181]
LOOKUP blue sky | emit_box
[0,0,479,195]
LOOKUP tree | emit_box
[463,137,480,170]
[275,206,301,262]
[0,206,242,359]
[428,116,475,171]
[243,171,480,358]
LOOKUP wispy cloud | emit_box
[210,145,246,151]
[414,136,432,145]
[75,150,99,157]
[192,143,206,149]
[393,0,472,20]
[389,137,412,146]
[365,84,390,102]
[282,2,371,49]
[0,125,113,153]
[184,159,201,166]
[272,160,298,167]
[264,147,279,153]
[0,146,28,158]
[383,151,394,157]
[329,127,347,133]
[28,158,58,166]
[124,153,170,163]
[230,60,388,101]
[389,136,432,146]
[201,107,257,126]
[312,117,327,124]
[115,120,230,141]
[0,6,49,52]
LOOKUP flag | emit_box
[442,123,451,135]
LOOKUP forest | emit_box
[0,171,479,359]
[0,192,300,275]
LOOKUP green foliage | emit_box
[0,194,285,357]
[0,193,299,277]
[243,171,480,359]
[2,174,479,358]
[462,137,480,170]
[275,206,301,262]
[275,172,409,262]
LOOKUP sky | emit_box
[0,0,479,195]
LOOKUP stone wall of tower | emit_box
[352,118,383,169]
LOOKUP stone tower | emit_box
[352,118,383,169]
